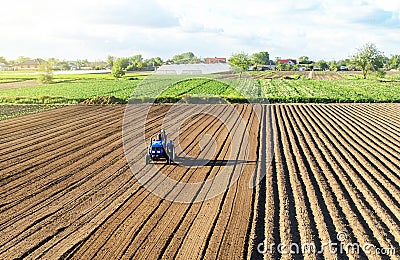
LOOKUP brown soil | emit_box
[80,96,126,105]
[0,80,40,90]
[0,104,399,259]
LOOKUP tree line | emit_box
[228,43,400,79]
[2,43,399,79]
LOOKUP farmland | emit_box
[0,103,399,259]
[0,72,147,104]
[0,104,63,120]
[0,70,399,259]
[0,71,400,104]
[259,78,400,102]
[252,71,400,102]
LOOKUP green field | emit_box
[0,72,146,104]
[0,71,399,104]
[260,78,400,102]
[0,104,64,120]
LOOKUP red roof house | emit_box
[205,57,227,64]
[277,59,297,65]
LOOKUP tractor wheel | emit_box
[145,154,150,165]
[167,156,171,165]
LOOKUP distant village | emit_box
[0,58,107,71]
[0,58,347,72]
[2,50,399,73]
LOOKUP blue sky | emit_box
[1,0,399,61]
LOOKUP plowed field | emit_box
[0,104,399,259]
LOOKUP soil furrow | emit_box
[347,104,400,137]
[65,105,229,259]
[312,105,400,223]
[1,103,398,259]
[128,107,236,259]
[333,105,400,156]
[283,105,339,259]
[324,105,400,178]
[0,103,200,258]
[303,105,399,253]
[0,105,121,143]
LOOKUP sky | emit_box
[1,0,399,62]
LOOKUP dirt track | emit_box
[0,80,40,90]
[0,104,399,259]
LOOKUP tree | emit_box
[0,56,7,65]
[147,57,163,67]
[16,56,30,64]
[298,56,312,64]
[143,57,163,71]
[37,60,53,84]
[58,61,71,71]
[107,55,115,67]
[171,52,200,64]
[386,55,400,70]
[81,59,89,67]
[127,54,144,71]
[75,60,82,70]
[111,58,125,78]
[329,61,339,71]
[276,61,290,71]
[120,58,130,69]
[228,52,251,76]
[351,43,385,79]
[251,51,269,68]
[316,60,328,71]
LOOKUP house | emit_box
[14,59,43,70]
[69,63,78,70]
[277,59,297,66]
[297,66,307,71]
[205,57,227,64]
[259,60,277,70]
[0,62,6,71]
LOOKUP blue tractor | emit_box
[145,130,175,165]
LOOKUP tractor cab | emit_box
[149,140,165,157]
[146,130,175,165]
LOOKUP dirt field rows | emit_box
[251,71,345,80]
[312,71,344,80]
[0,103,399,259]
[252,104,400,259]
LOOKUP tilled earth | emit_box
[0,103,399,259]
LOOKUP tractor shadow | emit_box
[175,157,256,167]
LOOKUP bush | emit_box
[112,58,125,78]
[37,60,53,84]
[38,73,53,84]
[377,68,386,78]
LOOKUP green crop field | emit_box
[0,104,63,120]
[0,71,399,104]
[259,78,400,102]
[0,73,146,104]
[154,78,243,102]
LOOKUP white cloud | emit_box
[0,0,399,61]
